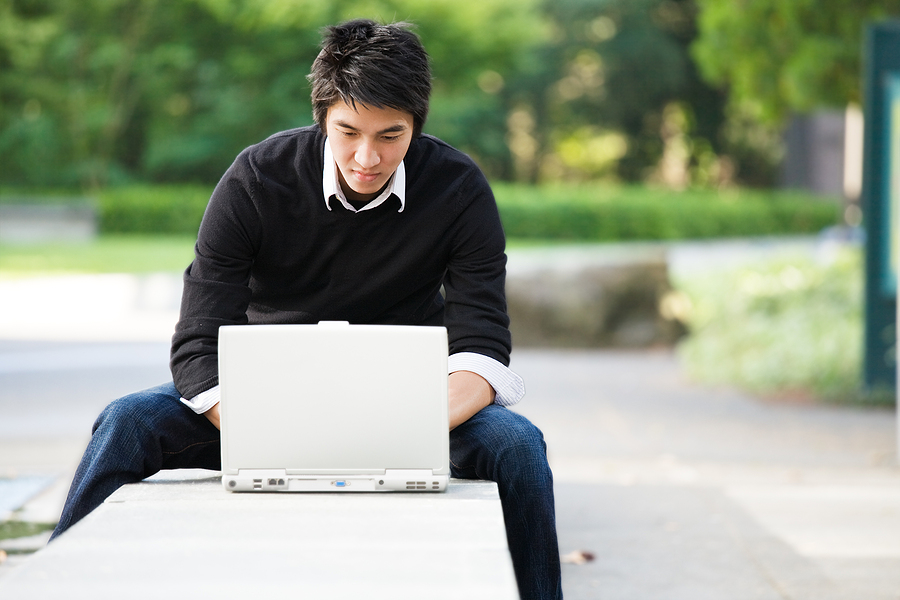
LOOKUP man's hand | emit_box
[204,402,221,430]
[448,370,495,430]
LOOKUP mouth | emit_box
[353,171,380,184]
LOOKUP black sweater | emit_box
[170,126,511,399]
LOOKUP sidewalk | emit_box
[511,349,899,599]
[1,237,898,598]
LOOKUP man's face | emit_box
[325,101,415,203]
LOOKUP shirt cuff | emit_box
[448,352,525,407]
[180,385,221,414]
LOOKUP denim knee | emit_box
[451,405,552,486]
[92,381,182,438]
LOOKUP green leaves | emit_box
[691,0,900,124]
[0,0,546,188]
[676,248,864,399]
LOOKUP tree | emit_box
[0,0,544,188]
[691,0,900,125]
[498,0,728,184]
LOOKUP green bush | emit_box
[96,185,213,235]
[674,248,867,401]
[493,184,841,242]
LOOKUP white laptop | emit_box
[218,322,450,493]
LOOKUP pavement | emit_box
[1,236,899,599]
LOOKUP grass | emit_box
[0,520,56,542]
[0,234,561,276]
[0,235,196,276]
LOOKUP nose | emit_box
[355,142,380,169]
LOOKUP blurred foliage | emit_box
[675,248,872,401]
[0,0,546,187]
[510,0,733,185]
[97,184,213,234]
[0,186,841,274]
[0,0,817,190]
[4,182,839,240]
[495,183,840,241]
[692,0,900,125]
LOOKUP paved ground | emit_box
[1,237,898,598]
[512,349,899,599]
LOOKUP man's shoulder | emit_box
[226,125,324,190]
[259,124,322,145]
[408,134,483,178]
[238,125,323,164]
[412,133,472,160]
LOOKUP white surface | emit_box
[727,484,900,558]
[219,324,449,475]
[0,476,55,520]
[0,273,180,342]
[0,476,516,599]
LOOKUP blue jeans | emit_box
[52,382,562,600]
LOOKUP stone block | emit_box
[506,248,685,348]
[0,204,96,244]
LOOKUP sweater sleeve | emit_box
[170,153,262,399]
[442,167,512,366]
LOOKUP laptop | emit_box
[218,322,450,493]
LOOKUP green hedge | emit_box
[5,183,842,240]
[492,184,842,241]
[96,185,213,235]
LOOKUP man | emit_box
[51,19,562,599]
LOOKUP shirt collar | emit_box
[322,137,406,213]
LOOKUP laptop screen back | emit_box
[219,323,449,477]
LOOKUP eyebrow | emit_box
[333,120,409,134]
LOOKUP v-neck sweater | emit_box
[170,126,511,399]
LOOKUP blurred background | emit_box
[2,0,895,401]
[1,1,900,597]
[0,0,882,190]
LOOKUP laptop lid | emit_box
[218,322,450,491]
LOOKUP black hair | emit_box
[308,19,432,137]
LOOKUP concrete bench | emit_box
[0,470,518,599]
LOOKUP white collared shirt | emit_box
[322,137,407,213]
[180,138,525,414]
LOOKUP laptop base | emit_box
[223,469,448,492]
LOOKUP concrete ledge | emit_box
[0,204,96,244]
[507,245,685,347]
[0,470,517,599]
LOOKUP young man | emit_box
[51,19,562,599]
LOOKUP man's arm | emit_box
[438,163,525,429]
[448,370,495,430]
[170,154,260,400]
